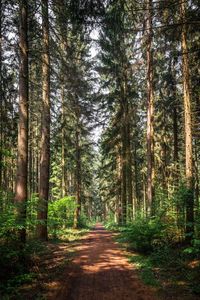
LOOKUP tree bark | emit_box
[0,0,3,189]
[180,1,194,242]
[37,0,50,241]
[61,80,66,198]
[146,0,154,216]
[74,127,81,228]
[126,121,133,221]
[121,103,127,225]
[14,0,29,243]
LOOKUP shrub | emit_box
[118,217,166,253]
[48,196,77,235]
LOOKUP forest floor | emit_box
[14,224,200,300]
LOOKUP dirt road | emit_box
[48,224,157,300]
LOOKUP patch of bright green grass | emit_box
[50,227,89,242]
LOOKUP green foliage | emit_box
[48,196,77,235]
[116,215,200,295]
[26,193,39,233]
[50,159,62,200]
[0,239,45,298]
[78,213,91,228]
[0,190,17,239]
[51,227,89,243]
[183,238,200,256]
[105,220,120,231]
[173,182,189,207]
[117,217,166,253]
[128,255,159,287]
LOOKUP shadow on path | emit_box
[47,224,157,300]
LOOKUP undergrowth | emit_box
[0,227,88,299]
[106,217,200,297]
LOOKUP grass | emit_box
[128,254,160,287]
[50,227,90,242]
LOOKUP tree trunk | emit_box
[37,0,50,241]
[61,80,66,198]
[181,1,194,242]
[126,122,133,221]
[0,0,3,189]
[146,0,154,216]
[121,107,127,225]
[133,141,139,217]
[116,149,122,224]
[14,0,29,243]
[194,140,199,212]
[74,128,81,228]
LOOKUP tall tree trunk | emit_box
[116,149,122,224]
[194,140,199,212]
[14,0,29,243]
[170,58,179,185]
[74,127,81,228]
[61,81,65,198]
[126,122,133,221]
[173,106,178,168]
[181,1,194,242]
[0,0,3,189]
[121,105,127,225]
[37,0,50,241]
[133,141,139,217]
[146,0,154,216]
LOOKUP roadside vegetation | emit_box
[0,195,91,299]
[106,214,200,299]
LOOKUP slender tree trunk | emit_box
[61,81,65,198]
[28,98,33,199]
[126,122,133,221]
[116,149,122,224]
[121,110,127,225]
[35,119,39,194]
[133,141,139,217]
[170,59,179,185]
[37,0,50,241]
[146,0,154,216]
[181,1,194,242]
[173,107,178,167]
[194,140,199,212]
[0,0,3,189]
[14,0,29,243]
[74,127,81,228]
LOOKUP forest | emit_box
[0,0,200,299]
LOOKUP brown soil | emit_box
[47,224,157,300]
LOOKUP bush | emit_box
[48,196,77,235]
[118,217,166,253]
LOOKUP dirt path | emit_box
[47,224,157,300]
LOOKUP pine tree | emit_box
[14,0,29,243]
[37,0,50,241]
